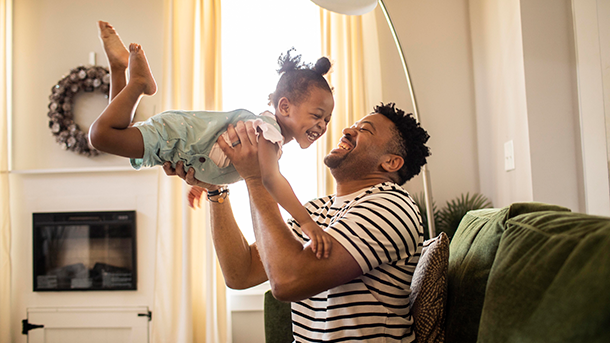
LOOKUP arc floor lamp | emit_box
[311,0,436,238]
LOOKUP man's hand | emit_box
[162,161,221,208]
[218,121,262,181]
[162,161,217,188]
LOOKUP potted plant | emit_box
[413,192,492,240]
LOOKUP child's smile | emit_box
[306,130,322,143]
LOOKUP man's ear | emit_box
[277,97,291,117]
[380,154,404,173]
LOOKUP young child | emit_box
[90,21,335,258]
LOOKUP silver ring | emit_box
[231,140,241,147]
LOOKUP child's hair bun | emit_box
[270,48,333,108]
[277,48,303,75]
[313,57,331,76]
[276,48,331,76]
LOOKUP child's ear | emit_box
[380,154,404,173]
[277,97,291,117]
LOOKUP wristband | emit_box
[207,186,229,203]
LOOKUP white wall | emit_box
[378,0,605,212]
[520,0,583,211]
[469,0,534,207]
[602,0,610,167]
[376,0,481,208]
[10,0,164,341]
[467,0,585,211]
[12,0,163,171]
[572,0,610,215]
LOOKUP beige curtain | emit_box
[0,1,11,342]
[151,1,227,342]
[318,8,382,195]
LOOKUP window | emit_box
[221,0,322,243]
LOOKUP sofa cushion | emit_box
[478,211,610,343]
[409,232,449,343]
[445,202,570,343]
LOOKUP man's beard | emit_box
[323,152,360,181]
[323,152,345,170]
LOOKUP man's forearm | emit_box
[245,177,315,297]
[161,160,268,289]
[209,196,268,289]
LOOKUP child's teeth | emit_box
[307,131,319,141]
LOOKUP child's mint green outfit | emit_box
[130,109,283,185]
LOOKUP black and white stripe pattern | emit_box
[289,182,424,342]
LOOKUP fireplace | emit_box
[33,211,137,291]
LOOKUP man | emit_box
[165,103,430,342]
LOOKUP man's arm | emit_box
[208,195,269,289]
[162,162,268,290]
[246,177,361,301]
[219,122,363,302]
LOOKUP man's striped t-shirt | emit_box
[288,182,424,343]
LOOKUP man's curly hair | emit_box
[374,103,430,184]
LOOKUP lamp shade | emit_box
[311,0,378,15]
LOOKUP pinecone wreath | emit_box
[47,65,110,156]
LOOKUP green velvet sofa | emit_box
[264,202,610,343]
[446,202,610,343]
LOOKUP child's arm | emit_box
[257,138,332,259]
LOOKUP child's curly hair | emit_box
[269,48,332,108]
[374,103,430,184]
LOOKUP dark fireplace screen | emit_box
[33,211,137,291]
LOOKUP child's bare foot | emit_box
[128,43,157,96]
[98,21,129,70]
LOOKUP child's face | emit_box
[278,87,334,149]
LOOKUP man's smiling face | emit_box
[324,113,399,179]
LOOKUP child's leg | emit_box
[98,21,129,100]
[89,44,157,158]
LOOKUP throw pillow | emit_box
[409,232,449,343]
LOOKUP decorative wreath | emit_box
[47,65,111,157]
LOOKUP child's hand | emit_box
[188,186,205,208]
[301,221,332,259]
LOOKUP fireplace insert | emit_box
[33,211,137,291]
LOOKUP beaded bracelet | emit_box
[207,186,229,204]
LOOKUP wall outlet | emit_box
[504,140,515,171]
